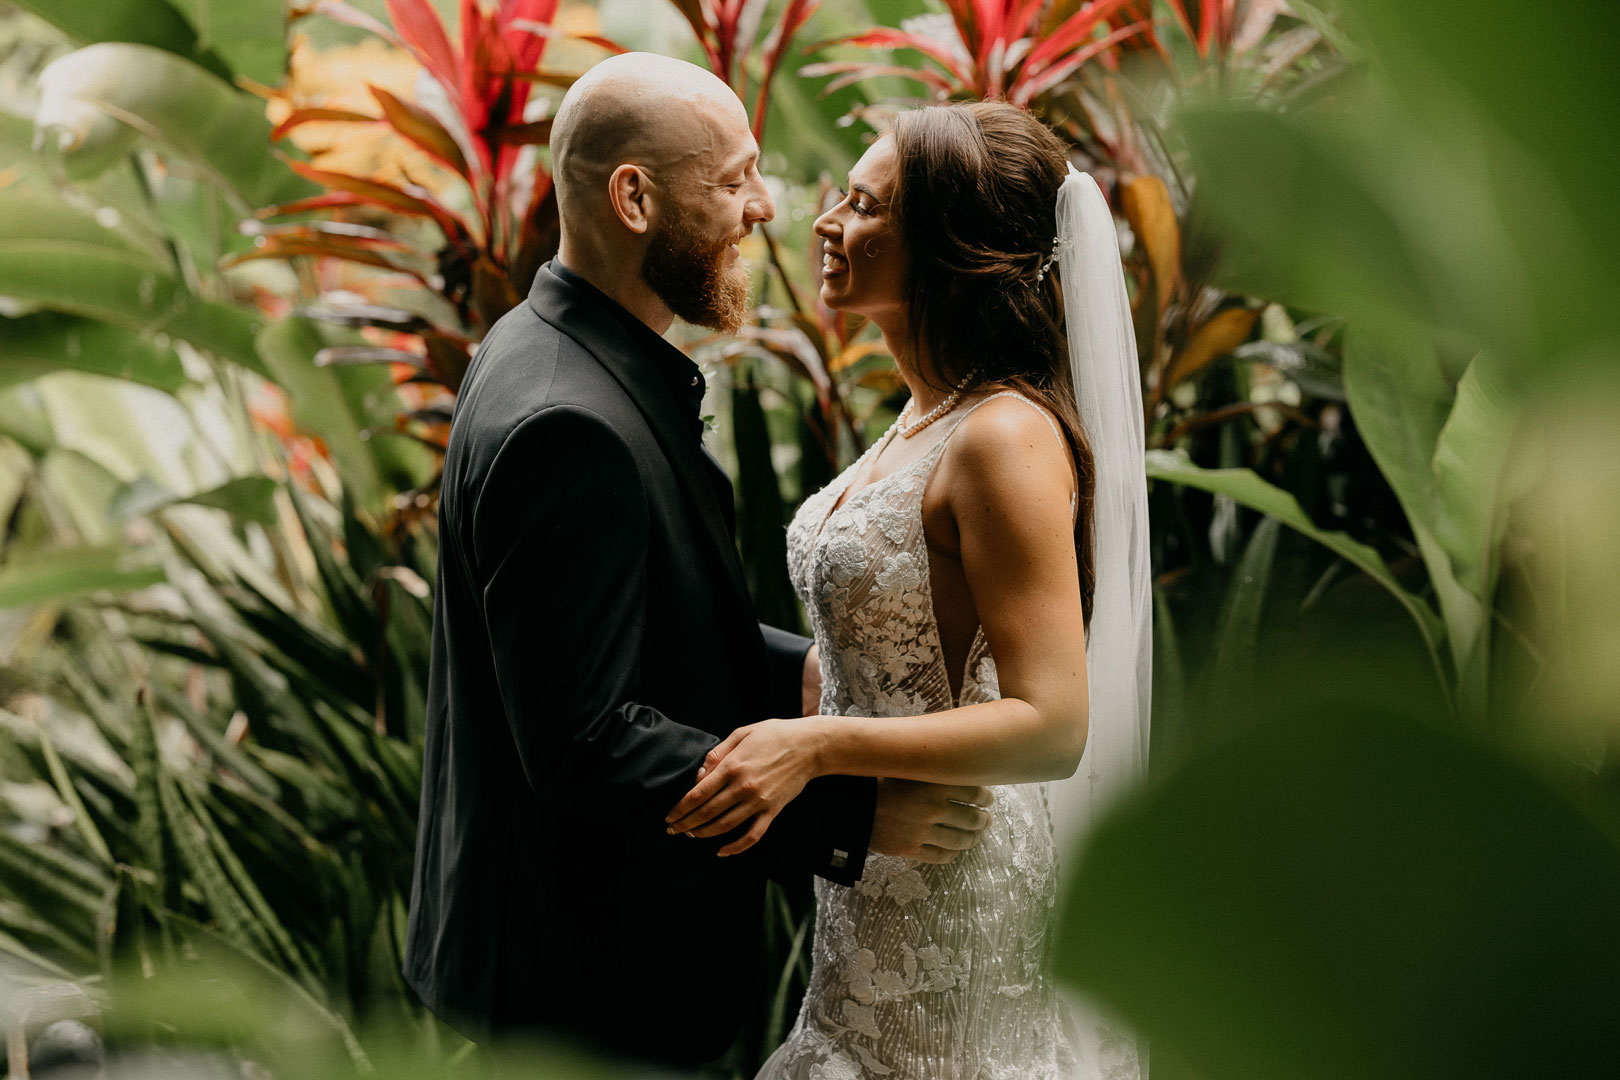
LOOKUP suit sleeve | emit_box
[472,404,873,886]
[474,404,713,820]
[759,623,814,718]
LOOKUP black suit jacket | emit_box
[403,261,875,1065]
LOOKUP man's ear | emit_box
[607,164,655,235]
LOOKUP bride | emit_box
[665,101,1152,1079]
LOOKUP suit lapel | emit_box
[527,266,754,612]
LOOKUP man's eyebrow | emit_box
[716,150,758,180]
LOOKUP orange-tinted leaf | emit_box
[270,107,378,142]
[1120,174,1181,320]
[242,221,412,249]
[255,192,369,218]
[1164,306,1259,391]
[490,119,552,146]
[286,162,470,240]
[221,236,429,280]
[829,340,889,373]
[369,86,472,180]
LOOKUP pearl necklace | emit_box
[897,370,979,439]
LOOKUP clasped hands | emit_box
[664,716,995,861]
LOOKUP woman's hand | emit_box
[664,717,830,856]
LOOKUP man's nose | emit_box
[745,178,774,226]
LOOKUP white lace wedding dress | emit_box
[760,394,1130,1080]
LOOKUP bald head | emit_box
[551,53,750,223]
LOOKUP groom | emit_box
[404,53,993,1069]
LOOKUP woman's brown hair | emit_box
[889,100,1097,624]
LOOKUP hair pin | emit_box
[1033,237,1062,283]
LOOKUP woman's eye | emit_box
[852,200,872,217]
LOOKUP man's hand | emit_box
[870,779,994,865]
[801,644,822,717]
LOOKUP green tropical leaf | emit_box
[110,476,280,526]
[1343,330,1484,708]
[1206,515,1280,712]
[1145,449,1444,672]
[0,313,189,394]
[35,43,310,208]
[10,0,230,80]
[0,193,267,375]
[1059,708,1620,1080]
[38,727,116,867]
[255,317,384,508]
[177,0,289,86]
[1429,352,1521,603]
[0,545,165,608]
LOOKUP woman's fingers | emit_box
[666,772,724,828]
[716,812,775,857]
[682,801,757,839]
[667,732,751,824]
[667,781,743,834]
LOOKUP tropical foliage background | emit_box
[0,0,1616,1077]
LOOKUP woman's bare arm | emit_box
[666,398,1089,854]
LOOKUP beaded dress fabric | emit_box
[759,394,1104,1080]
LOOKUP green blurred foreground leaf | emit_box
[1059,710,1620,1080]
[0,545,164,608]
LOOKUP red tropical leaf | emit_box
[799,60,955,97]
[813,28,975,89]
[255,192,371,218]
[370,86,473,181]
[286,162,471,241]
[1022,0,1139,75]
[489,119,553,145]
[1010,19,1151,104]
[508,20,629,56]
[270,107,378,142]
[1106,0,1165,56]
[753,0,820,141]
[242,221,413,249]
[384,0,464,109]
[499,0,559,71]
[222,236,431,281]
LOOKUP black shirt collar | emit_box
[548,260,708,437]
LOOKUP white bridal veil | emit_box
[1047,164,1153,873]
[1048,165,1153,1080]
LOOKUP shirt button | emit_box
[690,376,700,387]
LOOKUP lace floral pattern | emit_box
[762,400,1087,1079]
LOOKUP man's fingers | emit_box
[942,800,992,833]
[926,824,978,851]
[913,844,962,865]
[944,785,994,809]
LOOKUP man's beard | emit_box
[641,209,750,335]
